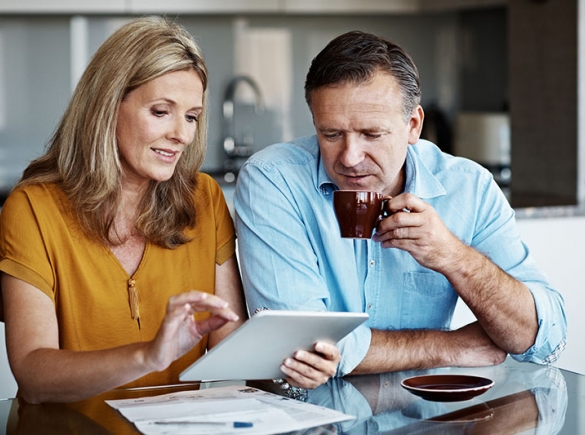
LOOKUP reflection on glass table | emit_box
[2,381,244,435]
[1,358,580,434]
[306,358,568,434]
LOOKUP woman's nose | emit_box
[170,119,193,145]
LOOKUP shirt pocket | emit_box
[401,271,458,329]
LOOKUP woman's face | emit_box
[116,69,204,190]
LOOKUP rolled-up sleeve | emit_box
[512,281,567,364]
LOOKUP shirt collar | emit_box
[316,140,446,199]
[403,143,446,199]
[317,151,336,194]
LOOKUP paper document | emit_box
[106,385,354,435]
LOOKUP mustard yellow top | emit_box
[0,173,235,388]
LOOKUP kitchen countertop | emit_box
[2,184,584,220]
[515,204,585,219]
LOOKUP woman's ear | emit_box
[408,105,425,144]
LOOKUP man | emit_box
[234,30,566,376]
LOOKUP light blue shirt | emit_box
[234,135,567,376]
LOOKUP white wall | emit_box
[0,323,17,398]
[518,216,585,374]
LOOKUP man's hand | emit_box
[280,342,341,389]
[373,193,463,274]
[449,322,508,367]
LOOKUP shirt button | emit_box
[369,260,375,267]
[367,304,373,309]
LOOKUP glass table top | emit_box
[0,358,582,434]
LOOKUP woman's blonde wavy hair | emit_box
[16,16,209,249]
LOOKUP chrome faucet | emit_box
[221,75,264,181]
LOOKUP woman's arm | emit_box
[208,254,248,348]
[1,273,239,404]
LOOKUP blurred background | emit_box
[0,0,516,203]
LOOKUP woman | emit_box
[0,16,339,404]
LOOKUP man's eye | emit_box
[365,133,382,139]
[323,132,340,139]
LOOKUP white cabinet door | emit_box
[128,0,280,13]
[0,0,125,13]
[282,0,420,13]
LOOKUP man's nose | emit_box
[339,136,365,167]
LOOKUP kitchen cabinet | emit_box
[128,0,280,14]
[282,0,507,14]
[0,0,508,15]
[0,0,125,13]
[508,0,579,207]
[281,0,419,14]
[419,0,507,12]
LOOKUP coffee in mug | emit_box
[333,190,390,239]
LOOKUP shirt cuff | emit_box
[336,323,372,376]
[510,282,567,365]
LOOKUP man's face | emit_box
[312,72,423,197]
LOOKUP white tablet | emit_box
[179,310,369,382]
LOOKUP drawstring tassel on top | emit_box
[127,278,141,328]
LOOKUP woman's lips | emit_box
[152,148,179,162]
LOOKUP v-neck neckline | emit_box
[104,241,150,279]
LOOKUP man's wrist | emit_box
[273,379,308,401]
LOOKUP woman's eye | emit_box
[152,109,167,117]
[186,114,199,123]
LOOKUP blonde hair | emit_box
[17,16,209,249]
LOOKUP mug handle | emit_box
[380,197,392,219]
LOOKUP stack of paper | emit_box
[107,385,354,435]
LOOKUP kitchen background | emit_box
[0,8,509,197]
[0,0,584,399]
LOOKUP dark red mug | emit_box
[333,190,390,239]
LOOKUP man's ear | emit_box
[408,105,425,144]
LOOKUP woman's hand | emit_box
[145,291,240,372]
[280,342,341,389]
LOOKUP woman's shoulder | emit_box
[0,183,72,239]
[3,182,65,209]
[194,172,225,200]
[184,172,233,239]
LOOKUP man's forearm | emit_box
[439,244,538,354]
[350,322,508,375]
